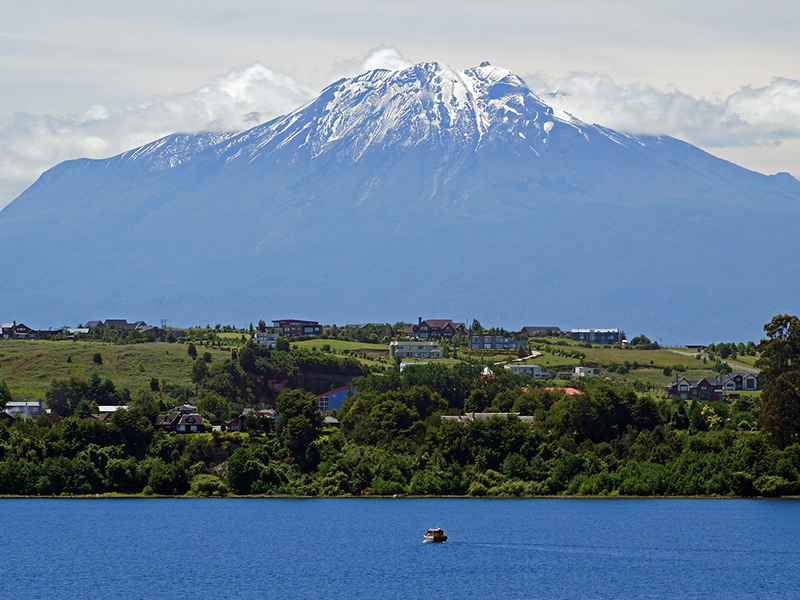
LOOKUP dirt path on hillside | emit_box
[667,349,759,374]
[106,352,122,378]
[13,354,49,373]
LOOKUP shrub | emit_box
[190,474,227,496]
[92,353,103,365]
[148,462,189,495]
[371,478,405,496]
[756,475,793,497]
[467,481,488,497]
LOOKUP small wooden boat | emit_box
[423,528,447,543]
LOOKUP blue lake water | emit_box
[1,498,799,600]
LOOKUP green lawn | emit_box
[294,339,389,352]
[0,339,230,400]
[400,357,462,366]
[727,355,759,368]
[217,332,248,340]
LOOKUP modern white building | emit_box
[3,401,43,418]
[574,366,602,378]
[254,332,279,347]
[389,341,442,359]
[399,362,430,372]
[571,329,620,344]
[97,405,130,414]
[503,364,551,379]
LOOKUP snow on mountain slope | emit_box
[1,61,799,340]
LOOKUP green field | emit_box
[0,339,230,400]
[294,339,388,352]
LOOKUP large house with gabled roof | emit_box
[666,372,760,401]
[411,318,467,340]
[1,322,38,339]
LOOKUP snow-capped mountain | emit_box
[2,61,799,341]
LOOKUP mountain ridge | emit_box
[1,61,798,340]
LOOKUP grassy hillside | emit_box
[0,340,230,400]
[0,336,761,401]
[293,339,389,368]
[506,343,760,391]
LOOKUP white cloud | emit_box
[0,63,314,209]
[328,45,412,82]
[530,72,800,149]
[0,48,418,210]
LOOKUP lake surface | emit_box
[1,498,799,599]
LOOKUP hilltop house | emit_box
[389,341,442,359]
[571,329,620,344]
[254,332,279,347]
[83,319,183,340]
[411,319,467,340]
[520,326,563,337]
[1,322,38,339]
[271,319,322,337]
[469,334,525,350]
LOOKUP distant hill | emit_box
[1,61,799,341]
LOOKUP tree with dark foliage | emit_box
[758,314,800,448]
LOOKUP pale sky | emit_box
[2,0,799,208]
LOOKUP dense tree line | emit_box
[2,365,788,498]
[0,381,793,498]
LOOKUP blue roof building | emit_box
[317,386,355,413]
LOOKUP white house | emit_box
[254,332,279,347]
[504,364,550,379]
[389,341,441,359]
[3,400,43,418]
[97,405,129,414]
[574,366,602,378]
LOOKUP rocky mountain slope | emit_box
[2,61,799,341]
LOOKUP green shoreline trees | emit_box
[1,315,799,497]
